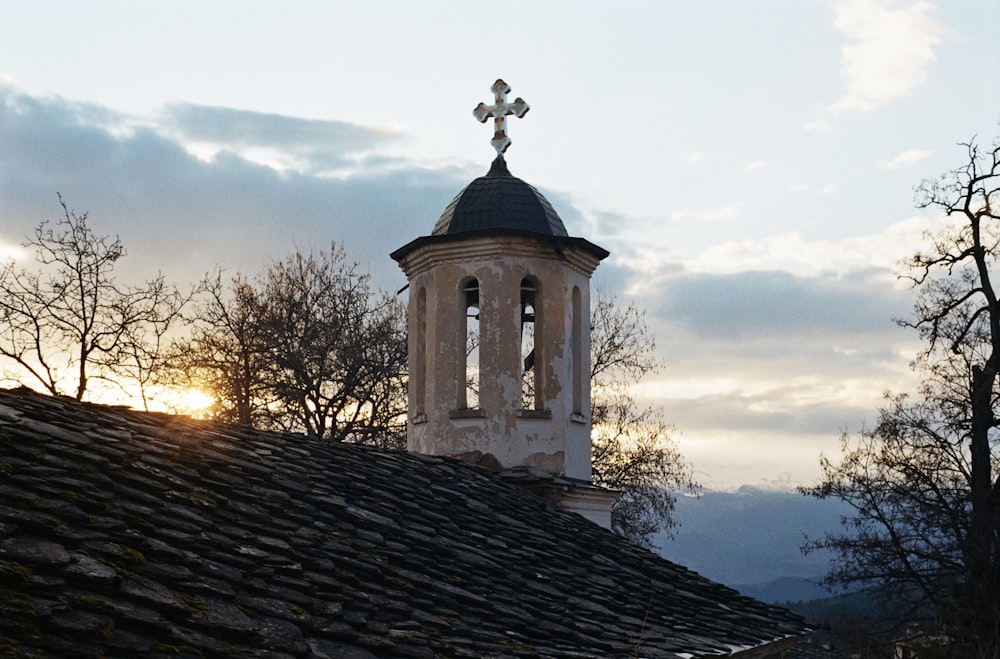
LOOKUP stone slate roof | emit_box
[0,387,806,658]
[431,157,568,238]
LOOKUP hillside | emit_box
[657,486,852,602]
[735,576,833,604]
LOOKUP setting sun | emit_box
[161,387,215,417]
[180,388,214,412]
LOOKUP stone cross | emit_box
[473,79,529,156]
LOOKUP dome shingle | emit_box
[431,157,568,237]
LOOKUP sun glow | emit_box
[82,383,215,417]
[1,240,26,261]
[154,387,215,417]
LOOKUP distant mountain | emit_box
[786,588,891,627]
[655,486,852,602]
[733,576,832,604]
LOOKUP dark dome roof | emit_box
[432,157,568,237]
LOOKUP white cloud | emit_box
[676,430,841,492]
[880,148,934,170]
[163,103,406,177]
[633,377,744,401]
[744,161,766,172]
[785,182,836,195]
[618,216,946,285]
[803,119,834,132]
[685,150,713,163]
[637,375,886,410]
[669,200,753,224]
[824,0,948,114]
[0,87,459,289]
[674,215,945,278]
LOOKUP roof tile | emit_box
[0,387,807,657]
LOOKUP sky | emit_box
[1,0,999,491]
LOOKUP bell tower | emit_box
[390,80,609,486]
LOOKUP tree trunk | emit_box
[969,363,998,650]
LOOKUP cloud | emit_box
[685,150,714,163]
[803,119,834,132]
[880,148,934,170]
[616,217,947,282]
[650,353,914,489]
[631,267,920,487]
[653,268,913,340]
[659,386,881,436]
[782,183,835,195]
[823,0,948,115]
[0,87,466,291]
[602,214,933,486]
[669,200,754,224]
[164,104,406,175]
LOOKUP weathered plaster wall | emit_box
[398,235,599,481]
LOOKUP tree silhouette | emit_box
[803,136,1000,655]
[589,290,699,547]
[171,244,407,447]
[0,195,189,403]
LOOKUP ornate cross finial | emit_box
[473,79,529,156]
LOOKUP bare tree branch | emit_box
[0,195,190,401]
[166,244,408,448]
[803,135,1000,654]
[589,289,699,547]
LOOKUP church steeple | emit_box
[390,80,609,488]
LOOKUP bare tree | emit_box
[171,244,408,447]
[590,289,659,385]
[165,273,274,425]
[338,296,407,448]
[589,290,699,548]
[802,137,1000,655]
[257,245,406,444]
[0,195,189,402]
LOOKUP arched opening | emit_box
[415,287,427,417]
[461,278,480,410]
[520,277,542,410]
[572,285,583,415]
